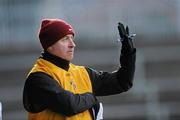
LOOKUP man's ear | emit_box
[47,46,53,52]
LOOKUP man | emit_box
[23,18,136,120]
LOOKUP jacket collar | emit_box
[40,51,70,71]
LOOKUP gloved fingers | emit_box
[118,22,126,38]
[126,26,129,35]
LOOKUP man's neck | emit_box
[40,51,70,71]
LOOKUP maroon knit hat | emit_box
[38,19,75,50]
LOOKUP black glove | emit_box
[118,22,135,54]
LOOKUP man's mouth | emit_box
[68,51,74,53]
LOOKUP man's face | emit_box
[47,34,76,61]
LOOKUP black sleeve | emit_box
[86,49,136,96]
[23,72,98,116]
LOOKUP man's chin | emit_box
[66,56,73,61]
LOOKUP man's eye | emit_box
[63,37,68,41]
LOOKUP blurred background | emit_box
[0,0,180,120]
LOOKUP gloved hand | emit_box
[118,22,135,54]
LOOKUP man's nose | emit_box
[69,39,76,47]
